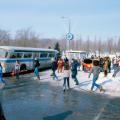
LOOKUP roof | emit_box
[65,50,87,53]
[0,46,58,52]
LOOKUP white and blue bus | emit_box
[0,46,58,73]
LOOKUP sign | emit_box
[66,33,74,40]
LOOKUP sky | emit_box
[0,0,120,40]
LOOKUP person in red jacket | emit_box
[57,57,63,73]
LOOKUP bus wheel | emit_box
[20,64,27,71]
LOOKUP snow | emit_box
[35,69,120,98]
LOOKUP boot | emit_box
[100,86,105,92]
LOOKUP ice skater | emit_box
[15,60,20,80]
[89,60,105,92]
[63,59,70,92]
[34,60,40,80]
[71,59,79,85]
[51,58,58,80]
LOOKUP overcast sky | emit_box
[0,0,120,40]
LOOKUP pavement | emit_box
[0,70,120,120]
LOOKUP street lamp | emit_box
[61,16,74,51]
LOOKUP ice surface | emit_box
[34,69,120,98]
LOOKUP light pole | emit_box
[61,16,73,51]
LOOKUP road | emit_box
[0,71,120,120]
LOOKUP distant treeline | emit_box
[0,28,120,54]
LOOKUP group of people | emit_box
[51,57,80,92]
[51,55,120,92]
[0,55,120,93]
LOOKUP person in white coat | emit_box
[63,59,70,92]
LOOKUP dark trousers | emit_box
[53,70,58,80]
[104,70,107,77]
[0,103,6,120]
[63,77,70,89]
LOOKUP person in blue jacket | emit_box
[71,59,79,85]
[0,63,5,84]
[34,60,40,80]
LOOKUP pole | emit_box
[68,19,71,51]
[61,16,71,51]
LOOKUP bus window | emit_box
[9,52,23,58]
[5,52,8,58]
[33,53,39,58]
[0,50,7,58]
[23,53,32,58]
[17,53,23,58]
[9,52,17,58]
[48,53,54,57]
[40,52,48,58]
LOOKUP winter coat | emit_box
[89,66,101,78]
[0,66,3,82]
[51,61,57,71]
[34,67,39,76]
[71,60,78,78]
[104,61,108,71]
[57,59,63,67]
[63,62,70,78]
[15,63,20,73]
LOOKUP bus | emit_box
[0,46,58,73]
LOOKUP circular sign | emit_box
[66,33,74,40]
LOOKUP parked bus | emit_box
[0,46,58,73]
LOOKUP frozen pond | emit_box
[1,70,120,120]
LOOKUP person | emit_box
[103,59,108,77]
[57,57,63,73]
[51,58,58,80]
[0,63,5,84]
[88,60,105,92]
[63,59,70,92]
[99,58,104,72]
[112,66,120,77]
[64,56,68,63]
[108,57,111,73]
[33,57,40,69]
[71,59,79,85]
[0,63,6,120]
[15,60,20,79]
[77,58,81,71]
[0,63,5,89]
[34,60,40,80]
[0,103,6,120]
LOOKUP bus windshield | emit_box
[0,49,7,58]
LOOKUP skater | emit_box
[57,57,63,73]
[71,59,79,85]
[108,57,111,73]
[15,60,20,79]
[63,59,70,92]
[113,66,120,77]
[103,59,108,77]
[77,58,81,71]
[88,60,105,92]
[51,58,58,80]
[34,60,40,80]
[0,63,5,89]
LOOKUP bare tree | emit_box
[0,29,11,45]
[15,28,39,47]
[117,37,120,52]
[107,38,113,54]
